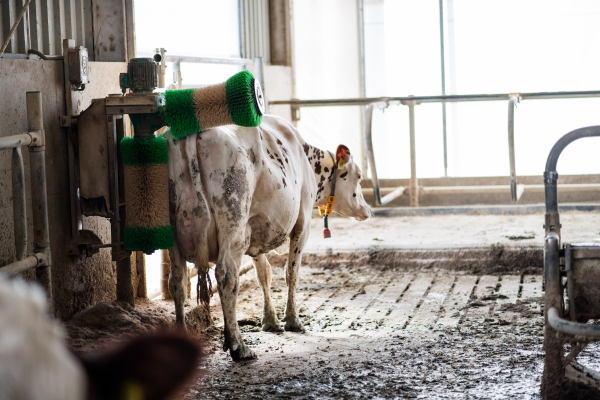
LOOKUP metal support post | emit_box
[439,0,448,177]
[26,91,52,298]
[156,48,166,88]
[404,96,419,207]
[508,94,520,202]
[358,0,368,174]
[107,115,134,305]
[62,39,84,254]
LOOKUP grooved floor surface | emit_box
[190,265,556,399]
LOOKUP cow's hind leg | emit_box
[168,243,188,325]
[216,243,256,361]
[283,223,310,332]
[252,254,283,332]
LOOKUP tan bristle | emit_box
[123,164,170,229]
[192,82,234,130]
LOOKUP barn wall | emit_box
[0,59,126,320]
[263,65,293,121]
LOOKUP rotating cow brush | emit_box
[119,59,265,254]
[164,69,265,139]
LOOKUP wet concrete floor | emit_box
[184,210,600,399]
[188,264,558,400]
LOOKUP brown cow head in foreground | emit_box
[0,277,202,400]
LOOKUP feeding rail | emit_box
[271,90,600,206]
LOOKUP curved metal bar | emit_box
[364,103,381,206]
[12,147,27,261]
[545,126,600,173]
[544,126,600,235]
[548,307,600,338]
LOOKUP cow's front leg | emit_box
[168,244,188,325]
[252,254,283,332]
[216,248,256,361]
[283,224,310,332]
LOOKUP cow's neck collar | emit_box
[318,151,337,238]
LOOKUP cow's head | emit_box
[0,276,202,400]
[332,145,371,221]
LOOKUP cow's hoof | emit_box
[175,318,187,330]
[283,316,304,332]
[262,316,283,332]
[229,342,256,362]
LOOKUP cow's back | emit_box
[166,115,316,262]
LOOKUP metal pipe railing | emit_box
[269,90,600,107]
[0,91,52,298]
[0,133,34,149]
[138,53,254,66]
[271,90,600,206]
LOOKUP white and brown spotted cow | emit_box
[166,114,371,361]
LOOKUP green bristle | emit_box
[123,226,174,253]
[226,70,263,127]
[120,136,168,165]
[164,89,202,139]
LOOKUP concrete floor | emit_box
[194,266,548,399]
[184,210,600,399]
[67,209,600,399]
[304,210,600,253]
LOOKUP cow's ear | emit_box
[81,332,202,400]
[335,145,351,170]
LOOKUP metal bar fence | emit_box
[270,90,600,206]
[0,91,52,298]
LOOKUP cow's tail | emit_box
[186,135,212,305]
[195,229,212,305]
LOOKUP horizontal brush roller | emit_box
[164,70,265,139]
[120,135,174,253]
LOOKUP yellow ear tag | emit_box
[122,381,144,400]
[337,159,345,169]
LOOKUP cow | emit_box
[166,114,371,361]
[0,276,202,400]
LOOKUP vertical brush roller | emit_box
[164,70,265,139]
[121,135,173,253]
